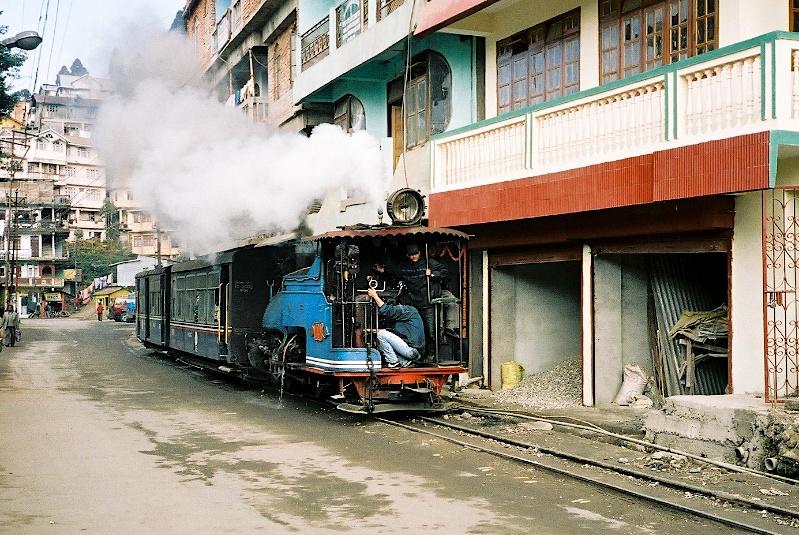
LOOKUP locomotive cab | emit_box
[254,225,468,410]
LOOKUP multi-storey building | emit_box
[0,126,71,312]
[184,0,799,405]
[0,71,182,311]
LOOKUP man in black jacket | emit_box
[376,243,447,356]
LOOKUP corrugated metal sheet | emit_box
[649,255,728,396]
[308,225,469,242]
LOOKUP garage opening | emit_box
[489,260,582,399]
[594,251,729,404]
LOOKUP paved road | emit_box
[0,315,754,534]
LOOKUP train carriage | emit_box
[136,265,170,348]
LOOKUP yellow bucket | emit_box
[500,361,524,390]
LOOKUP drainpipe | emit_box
[582,244,594,406]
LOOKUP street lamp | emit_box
[0,31,43,51]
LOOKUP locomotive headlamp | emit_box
[386,188,425,226]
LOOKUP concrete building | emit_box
[415,0,798,407]
[182,0,799,409]
[111,256,166,287]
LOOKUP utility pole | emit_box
[156,225,162,267]
[9,189,18,307]
[1,157,21,306]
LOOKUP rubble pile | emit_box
[493,356,582,409]
[763,413,799,476]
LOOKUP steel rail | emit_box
[375,416,791,535]
[421,413,799,519]
[142,348,793,532]
[463,406,798,485]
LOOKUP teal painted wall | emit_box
[313,32,477,141]
[298,0,335,34]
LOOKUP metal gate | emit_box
[764,188,799,401]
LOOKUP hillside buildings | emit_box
[0,71,180,313]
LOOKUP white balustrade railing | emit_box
[434,117,526,189]
[431,33,799,193]
[683,54,760,136]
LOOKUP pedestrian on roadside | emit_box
[96,302,104,321]
[1,305,20,347]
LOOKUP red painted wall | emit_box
[429,132,769,228]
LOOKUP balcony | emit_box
[10,277,65,289]
[296,0,409,100]
[301,16,330,70]
[15,220,69,233]
[238,96,269,122]
[430,32,799,212]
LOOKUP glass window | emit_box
[403,51,451,149]
[497,9,580,113]
[793,0,799,31]
[600,0,716,83]
[334,95,366,132]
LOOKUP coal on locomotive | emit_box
[135,225,468,412]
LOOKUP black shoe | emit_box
[386,361,400,369]
[401,360,414,368]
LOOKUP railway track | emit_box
[373,410,798,535]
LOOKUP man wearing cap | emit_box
[375,243,448,357]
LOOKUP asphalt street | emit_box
[0,313,761,534]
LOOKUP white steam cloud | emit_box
[94,17,386,254]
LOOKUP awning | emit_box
[307,225,469,242]
[414,0,502,37]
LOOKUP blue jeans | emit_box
[376,330,421,366]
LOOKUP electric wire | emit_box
[30,0,51,95]
[43,0,61,89]
[400,0,419,190]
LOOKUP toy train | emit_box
[135,225,468,412]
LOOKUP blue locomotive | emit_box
[135,224,467,412]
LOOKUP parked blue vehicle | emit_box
[123,294,136,323]
[110,293,136,322]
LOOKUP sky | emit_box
[1,0,184,93]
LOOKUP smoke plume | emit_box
[94,17,386,254]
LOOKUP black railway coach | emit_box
[135,243,310,366]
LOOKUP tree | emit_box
[0,19,29,117]
[65,238,135,283]
[69,58,88,76]
[100,199,120,242]
[170,9,187,33]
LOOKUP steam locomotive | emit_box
[135,222,468,413]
